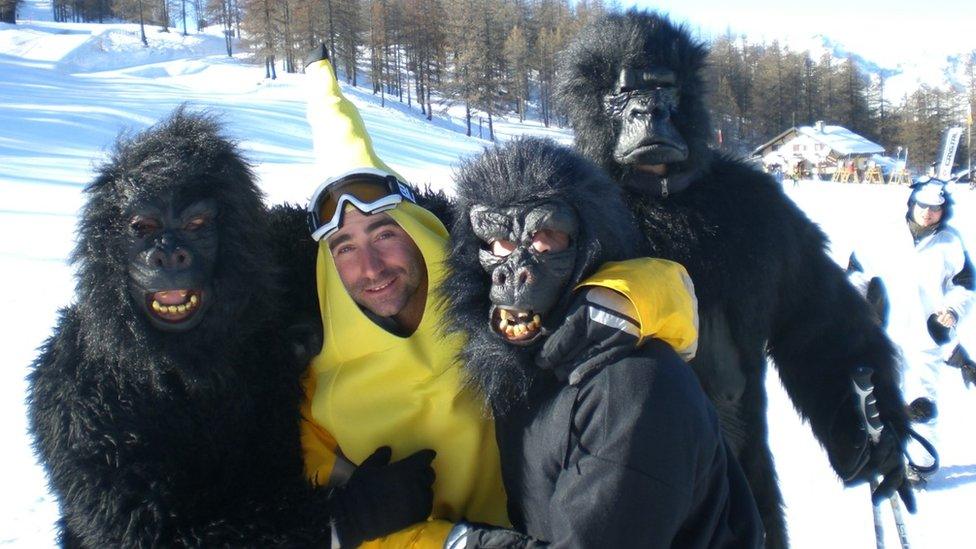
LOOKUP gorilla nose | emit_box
[148,247,193,270]
[493,265,533,290]
[627,99,668,121]
[492,268,508,286]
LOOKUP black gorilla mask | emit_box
[125,197,218,332]
[556,11,713,193]
[604,67,688,168]
[73,107,276,367]
[442,137,643,413]
[469,201,579,345]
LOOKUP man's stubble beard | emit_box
[353,265,423,319]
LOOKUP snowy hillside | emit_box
[788,32,971,100]
[2,14,975,549]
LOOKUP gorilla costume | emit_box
[556,11,912,546]
[441,137,763,548]
[27,110,433,547]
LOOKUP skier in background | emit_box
[894,180,973,485]
[849,179,974,486]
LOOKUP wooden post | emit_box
[864,165,884,184]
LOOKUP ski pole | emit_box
[853,367,886,549]
[852,367,911,549]
[868,478,885,549]
[889,495,910,549]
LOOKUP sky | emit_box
[625,0,975,67]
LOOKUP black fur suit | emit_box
[556,11,910,547]
[27,111,336,547]
[441,138,763,548]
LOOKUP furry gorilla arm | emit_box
[27,110,432,547]
[556,11,912,547]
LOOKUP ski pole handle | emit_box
[852,366,883,445]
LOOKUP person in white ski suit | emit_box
[850,180,974,474]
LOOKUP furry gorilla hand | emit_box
[535,287,640,381]
[331,447,437,547]
[828,406,915,513]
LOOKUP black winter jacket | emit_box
[494,339,764,548]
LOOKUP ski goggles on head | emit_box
[307,168,417,241]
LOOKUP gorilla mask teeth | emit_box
[148,290,203,323]
[493,307,544,344]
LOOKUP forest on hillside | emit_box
[14,0,976,171]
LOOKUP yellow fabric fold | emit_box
[577,258,699,359]
[360,520,454,549]
[305,59,402,179]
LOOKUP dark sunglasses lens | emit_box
[315,179,392,226]
[918,203,943,212]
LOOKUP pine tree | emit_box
[534,0,573,127]
[335,0,363,85]
[896,86,952,171]
[836,56,871,136]
[503,24,529,122]
[158,0,171,32]
[52,0,114,22]
[443,0,481,134]
[240,0,280,76]
[368,0,389,102]
[192,0,205,30]
[753,41,789,140]
[706,32,742,150]
[114,0,151,46]
[0,0,20,23]
[868,71,895,147]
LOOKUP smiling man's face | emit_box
[327,206,428,333]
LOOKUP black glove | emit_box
[284,320,322,368]
[906,397,938,422]
[829,405,916,513]
[536,287,641,384]
[963,363,976,389]
[926,313,951,344]
[330,446,436,547]
[445,522,540,549]
[945,344,976,389]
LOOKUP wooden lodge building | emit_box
[752,122,905,183]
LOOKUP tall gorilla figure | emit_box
[27,110,433,547]
[557,11,911,547]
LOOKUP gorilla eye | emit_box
[129,217,160,236]
[491,239,516,257]
[184,216,208,231]
[531,229,570,254]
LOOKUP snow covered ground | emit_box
[2,12,975,549]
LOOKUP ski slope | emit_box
[2,14,974,549]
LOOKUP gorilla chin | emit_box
[131,285,212,332]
